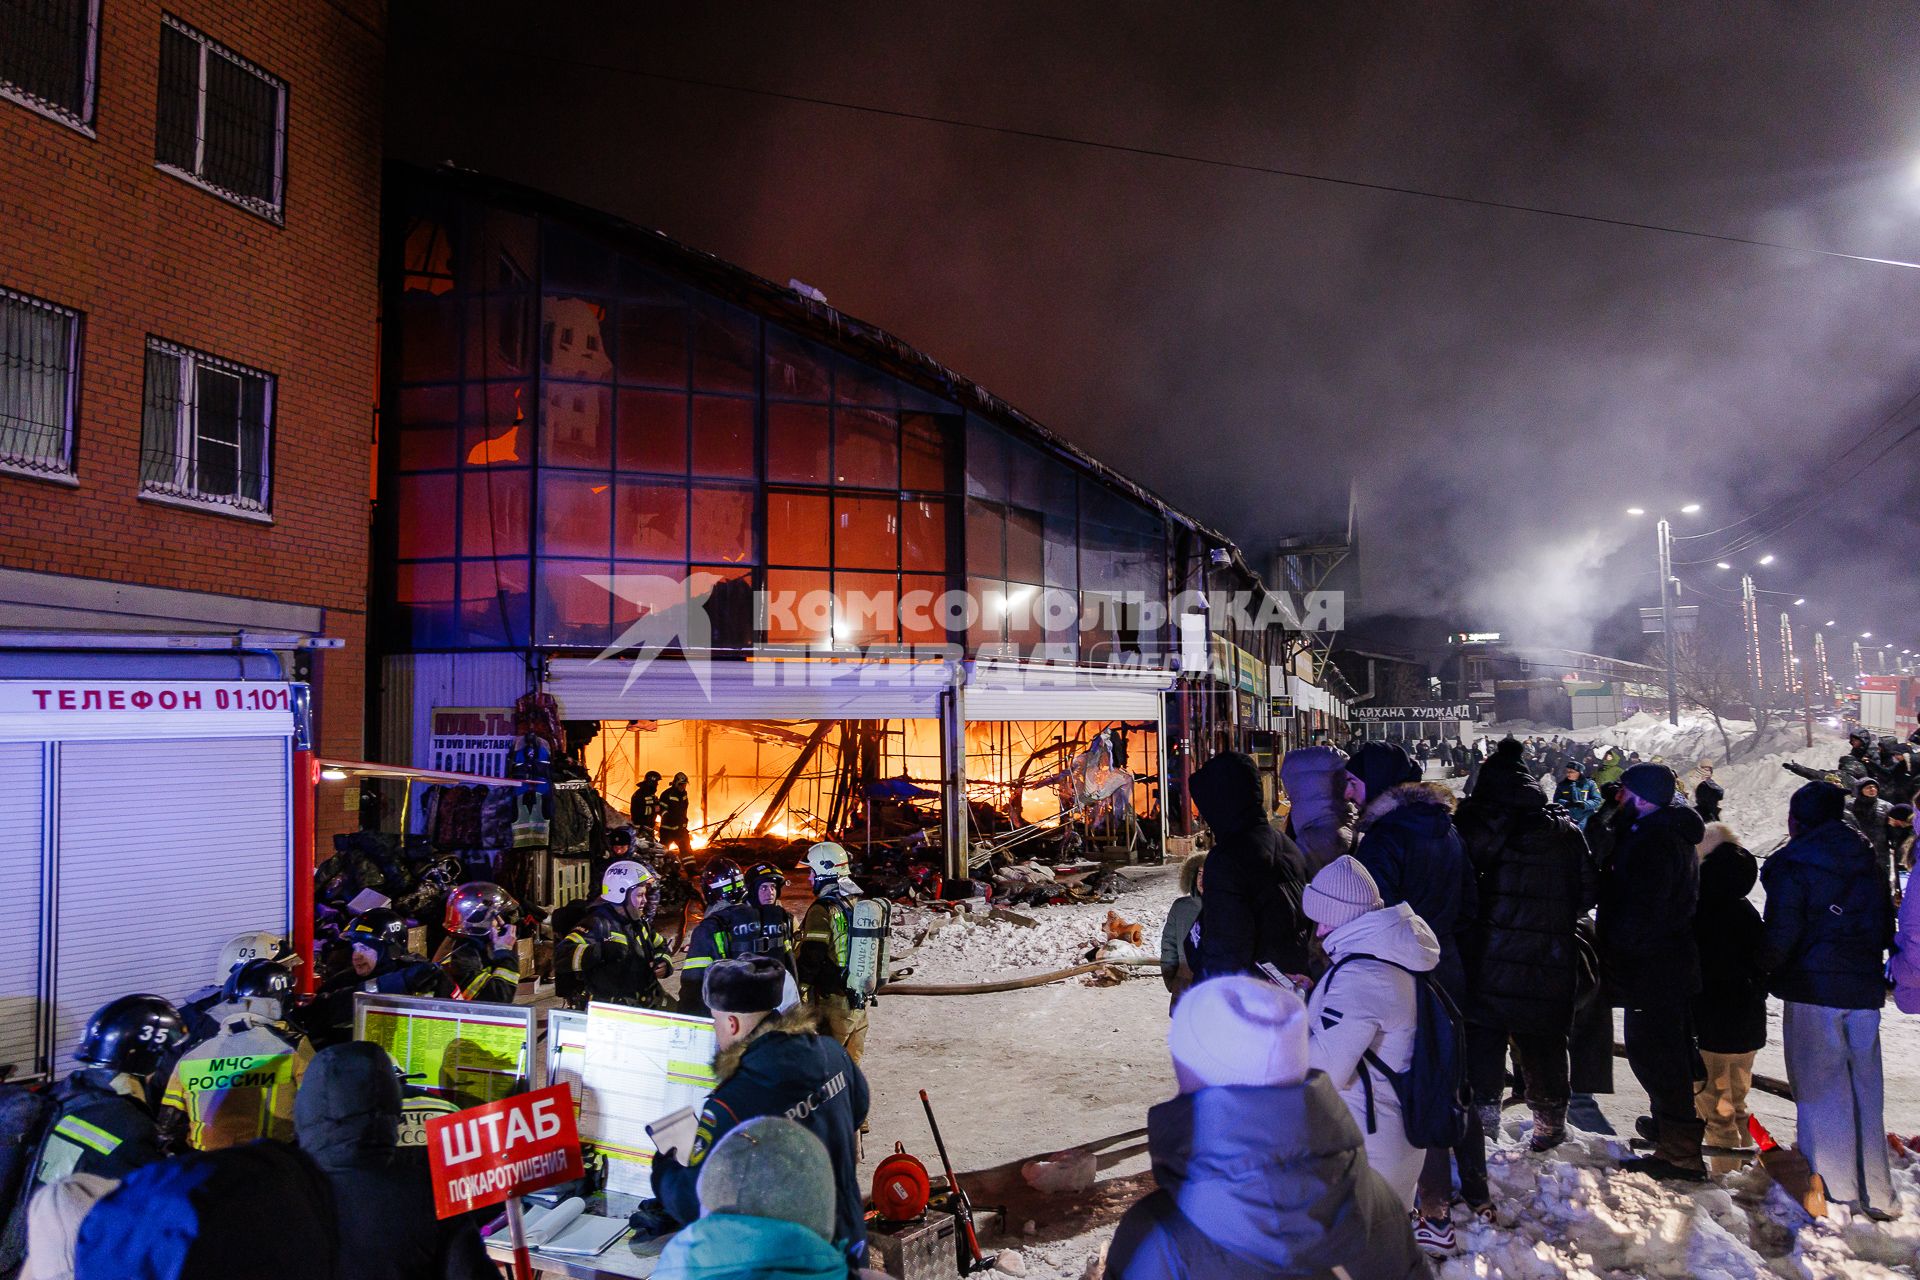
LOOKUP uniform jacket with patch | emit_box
[561,900,671,1009]
[442,940,519,1005]
[679,904,764,1016]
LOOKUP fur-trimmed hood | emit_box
[714,1006,822,1083]
[1696,821,1742,859]
[1358,780,1455,830]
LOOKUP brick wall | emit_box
[0,0,386,850]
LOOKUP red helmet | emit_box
[443,882,516,938]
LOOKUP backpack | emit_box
[1326,952,1471,1150]
[0,1083,58,1272]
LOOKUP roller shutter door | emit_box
[548,657,947,720]
[960,686,1165,721]
[0,744,45,1077]
[52,736,289,1072]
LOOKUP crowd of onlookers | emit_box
[1133,728,1920,1277]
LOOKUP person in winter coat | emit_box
[630,769,663,839]
[1105,975,1431,1280]
[1692,761,1724,824]
[1453,738,1597,1154]
[1160,853,1205,1009]
[647,956,871,1263]
[158,962,312,1152]
[560,860,674,1010]
[653,1117,873,1280]
[1551,764,1601,829]
[1354,774,1486,1238]
[1277,745,1358,874]
[1850,778,1894,893]
[22,1174,117,1280]
[292,1042,495,1280]
[1189,752,1311,981]
[1598,763,1706,1180]
[1761,782,1897,1218]
[1592,749,1625,788]
[658,772,694,865]
[1890,858,1920,1013]
[1690,823,1765,1163]
[1302,857,1443,1212]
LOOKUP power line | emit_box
[460,38,1920,274]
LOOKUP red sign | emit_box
[426,1083,583,1219]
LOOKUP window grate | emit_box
[0,0,99,129]
[0,288,80,477]
[154,16,286,219]
[140,339,273,513]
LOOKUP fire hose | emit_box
[878,956,1161,996]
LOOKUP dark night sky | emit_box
[389,2,1920,660]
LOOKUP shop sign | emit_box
[1348,703,1475,721]
[429,707,514,776]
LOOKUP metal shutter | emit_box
[0,744,45,1077]
[548,657,947,720]
[52,736,289,1071]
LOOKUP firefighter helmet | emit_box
[702,858,747,905]
[444,882,517,938]
[223,959,297,1010]
[217,930,288,980]
[746,861,787,902]
[344,908,409,958]
[602,859,658,903]
[803,841,852,887]
[75,995,187,1076]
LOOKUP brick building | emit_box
[0,0,383,808]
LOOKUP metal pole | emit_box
[1803,641,1814,748]
[1658,519,1678,726]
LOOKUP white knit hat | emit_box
[1302,855,1383,930]
[1167,975,1310,1089]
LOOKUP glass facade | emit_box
[379,178,1170,662]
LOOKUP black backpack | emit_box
[0,1082,59,1273]
[1326,952,1471,1150]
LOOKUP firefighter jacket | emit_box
[560,900,672,1009]
[751,904,797,972]
[31,1070,166,1186]
[158,1012,311,1150]
[308,956,454,1046]
[677,904,762,1017]
[442,939,520,1004]
[796,887,856,1003]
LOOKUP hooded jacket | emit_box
[1691,826,1766,1054]
[291,1042,495,1280]
[1891,874,1920,1016]
[1277,747,1355,874]
[1105,1077,1430,1280]
[1353,783,1475,1001]
[1551,776,1602,827]
[652,1009,869,1262]
[652,1213,850,1280]
[1189,753,1310,981]
[1597,800,1705,1007]
[1454,747,1598,1035]
[1306,904,1441,1210]
[1760,818,1893,1010]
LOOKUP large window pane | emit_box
[467,294,534,379]
[1007,507,1043,583]
[766,328,831,402]
[1043,512,1077,591]
[396,562,458,647]
[900,573,947,646]
[610,565,687,636]
[398,298,461,382]
[767,490,829,567]
[767,402,829,483]
[901,413,950,491]
[834,495,897,570]
[834,407,897,489]
[540,471,612,557]
[615,480,687,560]
[462,382,530,467]
[616,389,685,474]
[0,289,79,476]
[536,559,612,646]
[965,416,1006,499]
[458,558,529,647]
[691,395,754,479]
[461,470,530,557]
[694,566,756,650]
[616,292,688,388]
[541,226,614,294]
[542,294,613,383]
[765,569,830,644]
[835,572,899,644]
[540,382,612,469]
[834,356,896,408]
[692,298,757,393]
[965,498,1005,578]
[394,385,457,472]
[901,498,945,574]
[690,484,753,564]
[395,474,456,558]
[968,576,1006,649]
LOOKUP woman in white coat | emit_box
[1304,855,1442,1211]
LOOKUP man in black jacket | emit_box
[1188,751,1310,981]
[1453,738,1596,1156]
[1850,778,1894,894]
[1598,763,1706,1180]
[292,1042,495,1280]
[1761,781,1897,1218]
[1692,761,1724,823]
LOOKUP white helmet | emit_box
[602,859,657,903]
[218,931,288,981]
[803,841,851,886]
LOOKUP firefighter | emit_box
[630,770,663,841]
[158,961,312,1151]
[678,859,759,1017]
[19,996,182,1197]
[659,772,693,865]
[307,908,451,1046]
[795,842,873,1070]
[745,861,797,971]
[440,881,521,1004]
[559,860,674,1009]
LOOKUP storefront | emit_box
[0,677,299,1078]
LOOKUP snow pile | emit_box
[890,871,1180,984]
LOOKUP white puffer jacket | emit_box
[1306,901,1442,1210]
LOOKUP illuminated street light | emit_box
[1826,620,1837,627]
[1793,598,1805,606]
[1862,632,1873,638]
[1625,507,1646,516]
[1757,554,1775,565]
[1680,503,1702,514]
[1715,562,1732,570]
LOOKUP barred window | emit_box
[0,289,81,478]
[140,340,273,514]
[155,16,286,219]
[0,0,100,129]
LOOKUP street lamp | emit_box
[1625,507,1647,516]
[1628,504,1701,726]
[1793,598,1805,606]
[1680,503,1702,513]
[1716,562,1732,570]
[1757,554,1775,565]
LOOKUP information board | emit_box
[354,992,536,1109]
[579,1004,717,1196]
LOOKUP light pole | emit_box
[1657,518,1679,726]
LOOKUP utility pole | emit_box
[1658,518,1678,726]
[1802,642,1814,748]
[1740,573,1762,718]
